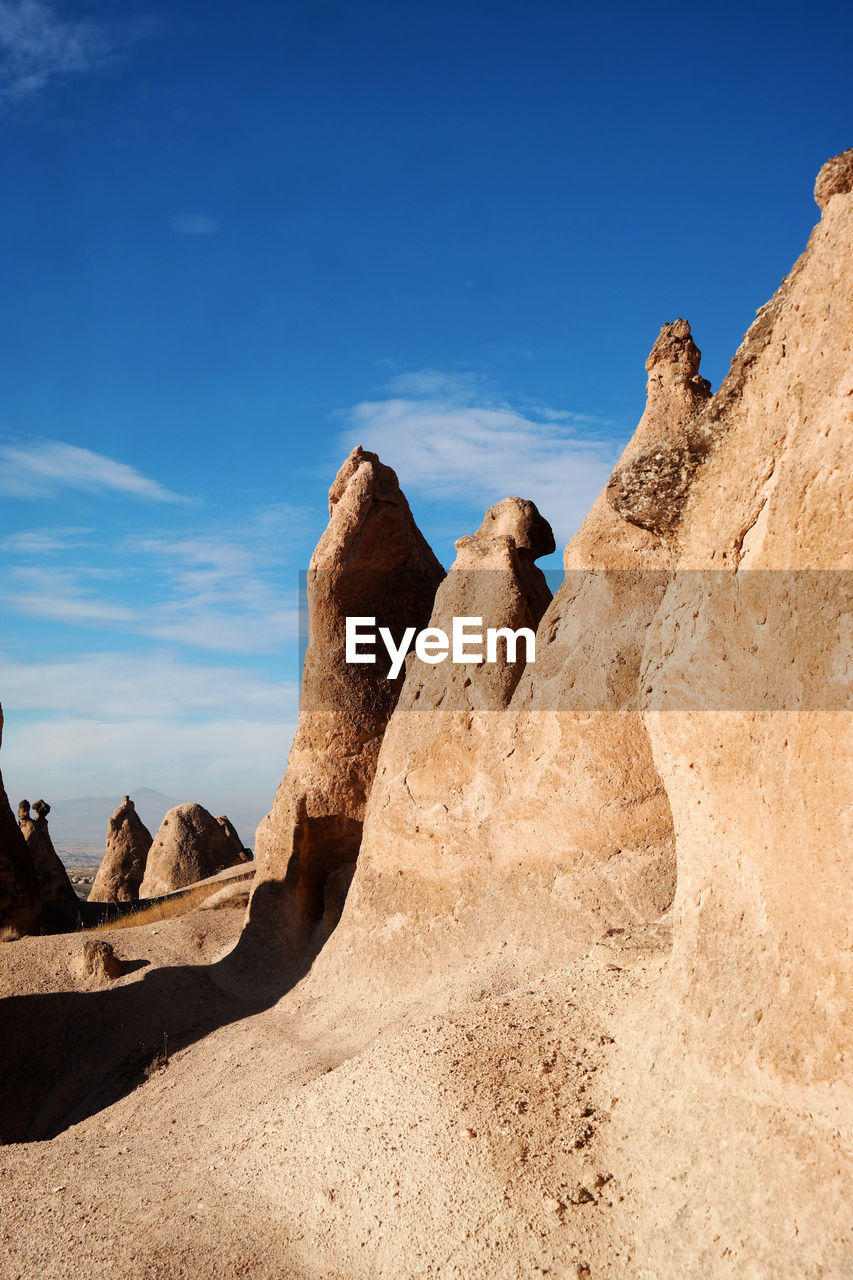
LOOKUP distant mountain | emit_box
[48,788,179,861]
[48,788,263,866]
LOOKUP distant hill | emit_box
[47,788,263,866]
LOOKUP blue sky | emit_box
[0,0,849,828]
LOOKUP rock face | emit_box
[318,327,712,992]
[246,445,445,960]
[89,796,153,904]
[287,153,853,1274]
[403,496,555,712]
[17,799,77,904]
[139,804,250,898]
[633,147,853,1083]
[814,145,853,211]
[0,707,39,934]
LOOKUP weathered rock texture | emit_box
[17,799,77,904]
[316,325,713,994]
[564,147,853,1278]
[247,445,444,960]
[1,155,849,1280]
[71,939,128,985]
[89,796,153,904]
[0,707,39,934]
[634,147,853,1078]
[140,804,250,898]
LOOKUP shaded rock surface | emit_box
[0,706,39,934]
[89,796,153,904]
[247,445,444,961]
[17,799,77,904]
[814,146,853,210]
[139,804,250,898]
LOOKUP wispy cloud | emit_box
[170,213,219,237]
[0,524,91,553]
[0,439,186,502]
[341,370,620,545]
[1,505,306,654]
[0,650,296,721]
[0,1,157,101]
[6,565,137,624]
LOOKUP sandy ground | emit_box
[0,904,849,1280]
[0,899,642,1280]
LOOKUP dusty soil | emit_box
[2,902,845,1280]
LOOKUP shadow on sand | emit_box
[0,880,327,1144]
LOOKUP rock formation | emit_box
[246,445,445,961]
[17,799,77,904]
[0,706,39,934]
[89,796,153,904]
[0,152,849,1280]
[312,325,713,994]
[402,495,554,712]
[139,803,250,898]
[72,939,129,985]
[275,151,853,1273]
[631,147,853,1084]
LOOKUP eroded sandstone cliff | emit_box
[246,445,445,964]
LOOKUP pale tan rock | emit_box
[0,706,39,934]
[321,329,710,991]
[89,796,153,904]
[17,799,76,904]
[546,148,853,1280]
[72,939,127,984]
[634,148,853,1083]
[246,445,444,960]
[139,803,250,898]
[814,146,853,211]
[400,495,554,712]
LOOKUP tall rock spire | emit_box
[246,446,445,964]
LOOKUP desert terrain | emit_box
[0,151,850,1280]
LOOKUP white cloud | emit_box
[341,370,619,544]
[129,514,304,652]
[0,653,298,824]
[0,524,91,553]
[5,565,137,624]
[384,369,487,400]
[1,506,305,654]
[1,713,294,823]
[0,439,186,502]
[170,214,219,236]
[0,0,156,101]
[0,650,296,722]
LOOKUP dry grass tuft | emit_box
[88,883,222,933]
[1,925,22,943]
